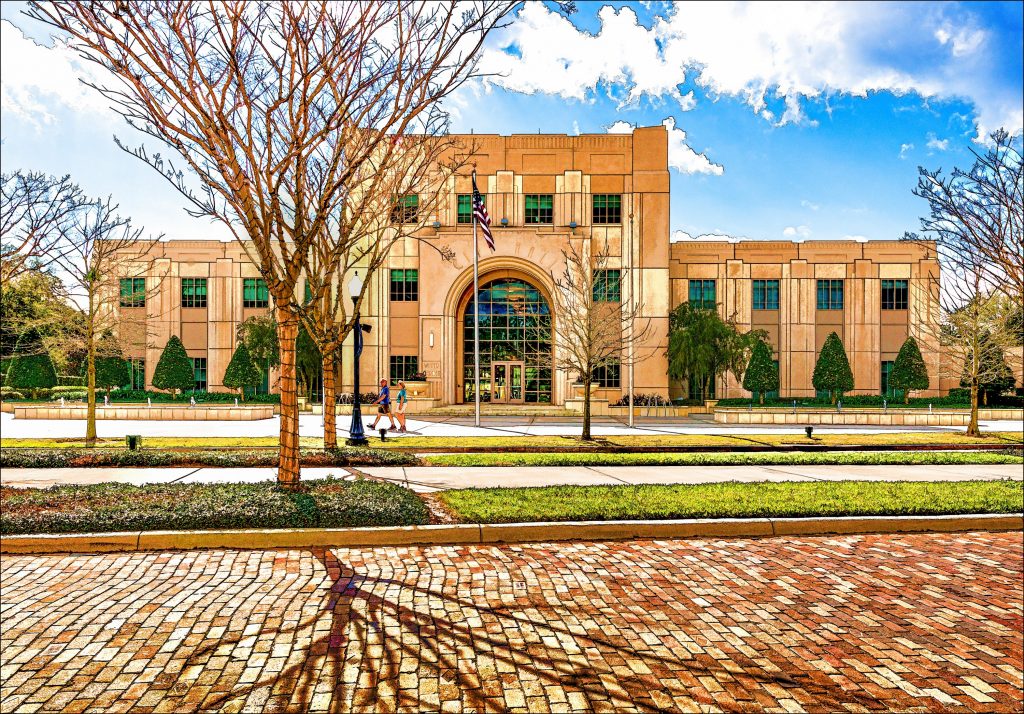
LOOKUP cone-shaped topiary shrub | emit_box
[152,335,193,398]
[890,336,929,404]
[742,339,779,404]
[7,327,57,399]
[223,341,262,400]
[812,331,854,404]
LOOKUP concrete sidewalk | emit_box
[2,463,1020,492]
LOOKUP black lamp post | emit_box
[347,272,369,446]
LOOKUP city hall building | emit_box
[112,125,943,406]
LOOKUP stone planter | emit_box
[572,383,599,398]
[403,380,430,398]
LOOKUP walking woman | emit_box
[395,380,408,433]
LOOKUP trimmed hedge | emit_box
[0,388,281,404]
[1,478,430,534]
[716,393,1024,409]
[0,447,417,469]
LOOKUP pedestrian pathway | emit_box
[2,463,1020,491]
[1,532,1021,712]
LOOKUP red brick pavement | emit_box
[1,531,1022,713]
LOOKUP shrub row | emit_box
[0,447,417,469]
[1,478,430,535]
[715,392,1024,409]
[0,387,282,404]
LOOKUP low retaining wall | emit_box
[310,397,440,416]
[565,399,710,418]
[12,405,275,421]
[715,407,1023,426]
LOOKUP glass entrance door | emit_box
[491,361,525,404]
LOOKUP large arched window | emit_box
[462,278,553,403]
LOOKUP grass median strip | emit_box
[439,480,1024,524]
[0,479,430,535]
[0,447,416,469]
[423,450,1024,468]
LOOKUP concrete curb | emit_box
[2,514,1020,555]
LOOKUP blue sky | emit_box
[2,1,1022,244]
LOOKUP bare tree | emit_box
[1,171,84,289]
[29,1,514,485]
[300,136,466,448]
[49,196,156,446]
[905,130,1023,303]
[554,241,651,440]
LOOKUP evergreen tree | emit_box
[6,327,57,398]
[812,331,854,404]
[152,335,194,398]
[741,339,779,404]
[84,333,130,397]
[889,336,929,404]
[223,341,262,400]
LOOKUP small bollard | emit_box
[748,401,753,412]
[189,396,196,408]
[805,425,814,439]
[792,399,797,414]
[147,397,152,408]
[837,400,842,413]
[883,398,887,413]
[379,428,387,442]
[234,397,239,406]
[126,434,141,450]
[104,394,109,407]
[60,397,65,407]
[929,403,933,414]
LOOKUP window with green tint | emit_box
[303,280,312,304]
[391,194,419,223]
[126,358,145,390]
[592,194,621,224]
[190,357,207,392]
[816,279,844,310]
[688,280,716,309]
[242,278,269,308]
[389,355,419,383]
[688,377,715,401]
[119,278,146,308]
[524,194,553,224]
[593,360,620,388]
[593,269,621,302]
[389,269,418,301]
[456,193,483,224]
[766,360,780,400]
[881,279,908,310]
[752,279,779,310]
[181,278,207,309]
[880,360,904,399]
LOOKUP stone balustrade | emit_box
[714,407,1023,426]
[12,404,275,420]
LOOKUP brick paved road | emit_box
[2,532,1021,713]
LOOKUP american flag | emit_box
[472,173,494,251]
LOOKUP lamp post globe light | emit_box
[347,271,369,446]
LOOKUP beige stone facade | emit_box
[111,126,947,405]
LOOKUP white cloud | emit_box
[899,143,914,159]
[481,2,1022,140]
[605,117,724,175]
[671,230,747,242]
[0,20,115,129]
[783,225,811,239]
[926,133,949,151]
[800,199,820,211]
[571,120,580,136]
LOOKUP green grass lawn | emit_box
[423,450,1024,468]
[3,431,1021,451]
[439,480,1024,524]
[1,478,429,535]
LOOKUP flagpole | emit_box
[472,170,481,428]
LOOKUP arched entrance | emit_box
[458,276,554,403]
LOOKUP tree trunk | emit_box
[582,383,592,441]
[85,298,97,447]
[831,390,837,405]
[968,379,980,437]
[277,311,301,487]
[323,351,337,450]
[759,392,764,405]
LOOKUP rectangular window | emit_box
[119,278,146,308]
[880,360,904,399]
[181,278,207,309]
[242,278,269,308]
[688,279,716,309]
[391,194,419,224]
[765,359,780,401]
[389,355,419,383]
[593,269,621,302]
[524,194,553,224]
[126,358,145,390]
[816,279,844,310]
[688,378,715,401]
[389,269,419,301]
[456,193,483,224]
[752,279,780,310]
[190,357,207,392]
[592,194,622,224]
[592,360,620,388]
[881,279,908,310]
